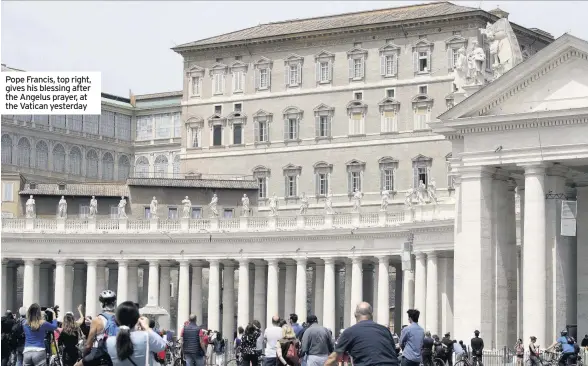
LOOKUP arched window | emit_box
[154,155,168,178]
[17,137,31,167]
[69,147,82,175]
[35,141,49,170]
[1,135,12,164]
[53,144,66,173]
[86,150,99,179]
[102,152,114,180]
[135,156,150,178]
[118,155,131,180]
[172,155,181,178]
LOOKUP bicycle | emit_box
[454,354,484,366]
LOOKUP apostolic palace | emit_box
[1,1,587,350]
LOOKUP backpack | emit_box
[9,318,25,350]
[100,313,119,338]
[285,340,300,365]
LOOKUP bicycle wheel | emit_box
[434,358,446,366]
[225,359,238,366]
[454,360,470,366]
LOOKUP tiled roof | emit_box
[20,183,129,197]
[126,178,258,190]
[135,91,183,100]
[174,2,478,49]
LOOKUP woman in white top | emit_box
[105,301,166,366]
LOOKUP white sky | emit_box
[2,1,587,97]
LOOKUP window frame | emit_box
[412,39,434,75]
[347,47,368,81]
[379,157,399,193]
[136,115,154,141]
[378,97,400,134]
[313,161,332,198]
[346,100,367,136]
[253,110,273,145]
[230,61,248,94]
[186,65,205,98]
[283,164,301,200]
[345,159,365,194]
[2,182,14,202]
[186,117,204,149]
[412,94,434,131]
[168,207,179,220]
[282,106,303,142]
[314,50,335,85]
[207,114,227,148]
[313,103,334,140]
[412,155,432,189]
[253,166,271,201]
[284,54,303,88]
[254,57,273,91]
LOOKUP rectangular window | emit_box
[155,114,172,139]
[83,115,99,134]
[256,121,268,142]
[191,207,202,219]
[354,92,363,100]
[319,116,329,137]
[386,89,395,98]
[451,48,459,69]
[415,107,429,130]
[79,205,90,219]
[223,209,234,219]
[289,64,298,85]
[233,71,244,93]
[258,177,267,198]
[320,62,329,82]
[212,125,223,146]
[234,103,242,112]
[110,206,118,219]
[191,77,201,96]
[235,56,242,61]
[353,58,363,78]
[415,166,428,187]
[419,85,428,94]
[286,176,297,197]
[259,68,269,89]
[115,114,132,140]
[318,173,328,196]
[350,171,361,192]
[385,55,395,76]
[68,115,83,131]
[172,112,181,138]
[191,127,200,148]
[382,111,397,133]
[287,118,298,140]
[382,169,394,191]
[350,113,363,135]
[144,207,151,219]
[233,124,243,145]
[213,73,224,94]
[214,105,222,115]
[215,58,223,63]
[100,111,115,137]
[168,207,178,219]
[2,183,14,202]
[419,51,429,72]
[137,116,153,140]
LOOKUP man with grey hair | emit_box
[325,302,399,366]
[181,314,207,366]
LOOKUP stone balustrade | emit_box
[1,202,454,233]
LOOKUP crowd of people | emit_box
[2,290,586,366]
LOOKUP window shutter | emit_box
[284,177,288,197]
[221,74,225,93]
[297,63,302,84]
[393,54,398,76]
[360,58,365,78]
[427,51,432,73]
[315,116,320,137]
[315,174,320,196]
[295,175,299,196]
[284,119,288,140]
[255,69,260,90]
[232,72,237,92]
[295,119,299,139]
[315,62,321,82]
[328,60,333,81]
[380,169,384,191]
[347,171,352,193]
[267,68,272,88]
[380,55,386,76]
[285,65,290,86]
[240,72,245,91]
[253,121,259,142]
[327,116,331,137]
[413,51,418,73]
[447,48,453,70]
[348,58,353,79]
[413,166,418,188]
[391,170,395,191]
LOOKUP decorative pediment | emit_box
[227,112,247,125]
[345,159,366,167]
[378,156,399,165]
[282,163,302,175]
[412,94,434,105]
[282,106,303,118]
[314,50,335,60]
[439,35,588,121]
[412,39,434,50]
[412,154,432,162]
[209,63,228,76]
[230,61,248,72]
[347,47,368,57]
[254,56,273,68]
[313,103,334,114]
[379,43,401,54]
[313,161,333,169]
[186,65,205,77]
[185,116,204,126]
[444,35,467,48]
[378,97,400,107]
[252,165,271,175]
[207,113,226,126]
[284,54,304,65]
[252,109,273,122]
[346,100,367,115]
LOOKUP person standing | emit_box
[58,313,81,366]
[514,339,524,366]
[12,308,27,366]
[453,341,465,363]
[181,315,207,366]
[300,315,333,366]
[264,316,284,366]
[470,330,484,366]
[289,315,303,341]
[211,332,225,366]
[528,337,540,366]
[422,331,434,366]
[442,333,454,366]
[399,309,424,366]
[2,311,15,366]
[23,304,58,366]
[581,335,588,348]
[276,325,301,366]
[325,302,399,366]
[240,324,261,366]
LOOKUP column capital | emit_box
[351,256,363,265]
[55,258,68,266]
[177,259,190,266]
[377,255,390,263]
[147,259,160,266]
[460,165,496,181]
[86,259,98,266]
[296,257,307,266]
[414,252,427,260]
[116,259,129,265]
[519,162,548,176]
[208,259,220,266]
[266,258,279,266]
[546,164,569,178]
[425,251,438,260]
[323,258,336,266]
[237,258,249,267]
[221,260,235,269]
[190,260,205,267]
[507,179,517,191]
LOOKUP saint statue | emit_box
[404,188,415,208]
[299,192,309,215]
[324,189,334,215]
[25,195,36,219]
[417,181,427,204]
[269,194,279,216]
[89,196,98,218]
[352,189,363,212]
[118,196,127,219]
[150,197,158,218]
[467,41,486,85]
[57,196,67,219]
[241,194,250,217]
[453,46,469,92]
[427,178,438,204]
[209,194,219,218]
[380,190,390,211]
[182,196,192,219]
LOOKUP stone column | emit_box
[401,266,414,326]
[33,263,40,304]
[394,264,403,332]
[64,263,74,313]
[177,260,190,332]
[284,263,296,318]
[425,252,439,335]
[343,261,352,328]
[23,260,36,309]
[54,259,66,320]
[295,258,307,320]
[117,260,128,303]
[278,266,286,317]
[6,264,16,313]
[522,164,547,344]
[159,264,171,329]
[373,262,379,322]
[377,256,390,327]
[439,257,454,336]
[314,262,325,323]
[85,260,98,317]
[147,260,159,305]
[141,265,149,306]
[323,258,336,332]
[127,263,139,303]
[414,252,427,328]
[577,187,588,338]
[73,263,86,312]
[95,263,106,312]
[191,262,203,323]
[237,259,250,329]
[350,257,363,325]
[222,263,235,338]
[207,259,220,331]
[253,261,267,329]
[266,259,279,326]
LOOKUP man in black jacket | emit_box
[442,333,454,366]
[470,330,485,366]
[182,314,207,366]
[581,335,588,348]
[422,331,434,366]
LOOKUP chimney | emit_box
[489,7,509,19]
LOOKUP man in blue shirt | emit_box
[399,309,424,366]
[289,314,303,339]
[548,330,576,366]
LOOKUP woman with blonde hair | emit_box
[58,312,81,366]
[276,324,300,366]
[23,304,58,366]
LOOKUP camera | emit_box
[41,305,60,322]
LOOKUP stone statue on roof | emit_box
[150,197,158,218]
[118,196,127,219]
[241,194,250,217]
[25,195,36,219]
[209,194,219,218]
[57,196,67,219]
[89,196,98,218]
